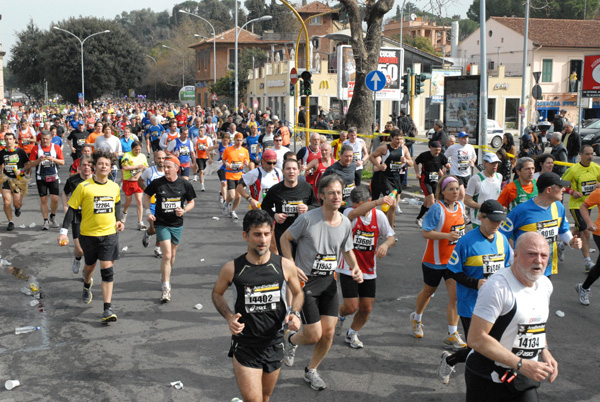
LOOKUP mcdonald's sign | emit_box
[319,81,330,89]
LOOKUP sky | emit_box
[0,0,472,66]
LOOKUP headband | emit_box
[441,176,458,191]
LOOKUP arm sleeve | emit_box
[261,191,276,217]
[61,207,76,229]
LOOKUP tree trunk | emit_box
[340,0,394,135]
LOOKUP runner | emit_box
[246,124,261,170]
[29,130,65,230]
[222,133,250,220]
[143,155,196,302]
[17,119,37,158]
[85,122,103,152]
[413,140,449,228]
[576,185,600,305]
[465,232,558,402]
[444,131,476,201]
[145,116,165,156]
[160,120,180,151]
[272,132,290,170]
[140,150,166,258]
[236,149,282,210]
[499,172,581,277]
[343,127,369,186]
[561,144,600,272]
[0,133,29,231]
[121,141,148,230]
[61,155,93,274]
[207,132,232,205]
[296,133,321,187]
[497,157,537,212]
[67,122,89,160]
[330,131,347,160]
[70,144,93,177]
[322,144,357,208]
[280,174,363,391]
[193,125,213,190]
[167,126,195,180]
[212,209,304,402]
[305,143,333,196]
[410,175,466,349]
[258,121,276,153]
[58,149,124,323]
[335,185,395,348]
[464,153,503,229]
[439,200,512,384]
[93,124,122,181]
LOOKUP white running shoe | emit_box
[416,218,423,228]
[304,367,326,391]
[345,331,364,349]
[585,260,594,273]
[222,202,230,216]
[201,183,205,192]
[121,212,127,223]
[283,330,297,367]
[193,174,199,182]
[576,283,591,306]
[438,351,455,384]
[137,222,148,231]
[231,211,239,220]
[161,287,171,302]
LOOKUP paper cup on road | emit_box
[5,379,20,390]
[170,380,183,390]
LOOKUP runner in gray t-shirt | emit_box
[280,173,363,391]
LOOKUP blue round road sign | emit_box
[365,70,386,92]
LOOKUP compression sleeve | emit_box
[115,200,122,222]
[61,207,76,230]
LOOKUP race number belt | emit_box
[250,144,258,154]
[231,161,243,171]
[449,223,466,245]
[482,253,504,277]
[428,172,439,182]
[93,196,114,214]
[512,322,546,359]
[536,219,558,245]
[161,198,181,213]
[244,282,281,314]
[354,229,375,251]
[390,161,404,172]
[311,254,337,276]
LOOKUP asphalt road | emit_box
[1,143,599,402]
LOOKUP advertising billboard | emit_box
[430,68,462,104]
[582,55,600,97]
[337,46,404,101]
[444,75,481,145]
[179,86,196,106]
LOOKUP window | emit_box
[542,59,553,82]
[504,98,520,129]
[488,98,496,120]
[228,49,240,70]
[310,16,322,25]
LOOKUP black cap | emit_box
[429,140,442,148]
[480,199,507,222]
[536,172,570,192]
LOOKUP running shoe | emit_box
[201,183,205,192]
[193,174,199,182]
[137,222,148,231]
[101,308,118,322]
[14,208,21,217]
[231,211,239,220]
[42,220,50,231]
[585,260,594,273]
[557,242,565,262]
[222,202,229,216]
[72,258,81,274]
[142,231,150,248]
[283,330,298,367]
[345,331,364,349]
[396,204,402,214]
[438,351,455,384]
[576,283,591,306]
[49,215,59,228]
[82,279,93,304]
[7,221,14,231]
[219,194,224,204]
[121,212,127,223]
[304,367,326,391]
[154,248,163,258]
[444,331,467,350]
[416,218,423,228]
[161,287,171,302]
[335,315,345,336]
[410,312,423,338]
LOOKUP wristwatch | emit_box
[289,310,301,320]
[516,358,523,371]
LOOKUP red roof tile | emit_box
[492,17,600,48]
[189,27,282,48]
[297,1,334,14]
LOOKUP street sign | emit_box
[253,99,259,109]
[211,93,218,101]
[365,70,386,92]
[533,71,541,84]
[290,68,298,85]
[78,93,84,99]
[1,98,6,105]
[532,84,543,100]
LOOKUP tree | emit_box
[339,0,395,134]
[236,47,268,96]
[7,20,46,100]
[209,71,235,105]
[467,0,599,21]
[459,19,479,41]
[114,9,172,48]
[267,0,300,33]
[43,17,147,103]
[403,35,442,56]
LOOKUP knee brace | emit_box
[100,267,114,283]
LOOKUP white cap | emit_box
[272,115,279,120]
[483,152,500,163]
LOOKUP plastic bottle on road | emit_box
[381,189,398,212]
[15,326,40,334]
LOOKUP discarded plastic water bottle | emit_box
[29,222,36,228]
[29,299,40,307]
[20,287,33,296]
[15,326,39,334]
[231,398,243,402]
[407,198,419,206]
[0,259,12,266]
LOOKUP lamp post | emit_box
[178,10,217,85]
[162,45,185,88]
[235,15,273,112]
[145,55,158,101]
[53,26,110,102]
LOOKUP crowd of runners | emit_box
[1,100,599,401]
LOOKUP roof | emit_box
[189,27,282,49]
[491,16,600,48]
[296,1,334,14]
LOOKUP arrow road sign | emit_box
[365,70,386,92]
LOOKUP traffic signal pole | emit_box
[409,73,415,118]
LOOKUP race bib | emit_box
[93,196,114,214]
[4,164,16,173]
[282,200,301,215]
[428,172,439,182]
[41,159,53,167]
[354,229,375,251]
[537,219,558,245]
[390,161,404,172]
[231,161,243,171]
[449,223,466,245]
[581,180,597,196]
[179,146,190,156]
[343,183,355,198]
[457,153,470,171]
[311,254,337,276]
[130,169,140,176]
[482,253,504,277]
[250,144,258,154]
[22,140,31,145]
[512,323,546,359]
[353,151,360,162]
[77,139,86,146]
[244,283,281,314]
[161,197,181,212]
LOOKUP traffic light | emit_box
[401,73,410,96]
[290,82,295,96]
[301,71,312,96]
[229,81,235,96]
[414,73,430,96]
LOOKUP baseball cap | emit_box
[457,131,468,138]
[262,149,277,160]
[480,200,507,222]
[272,115,279,120]
[483,153,500,163]
[164,155,181,167]
[77,121,85,126]
[536,172,570,192]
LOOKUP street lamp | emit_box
[145,55,158,101]
[235,15,273,112]
[162,45,185,88]
[178,10,217,85]
[53,26,110,102]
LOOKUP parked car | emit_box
[580,119,600,156]
[483,119,504,148]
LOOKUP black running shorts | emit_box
[228,340,284,373]
[422,264,453,288]
[79,233,120,266]
[301,276,338,325]
[339,274,376,298]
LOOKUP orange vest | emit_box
[422,201,465,266]
[196,137,211,159]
